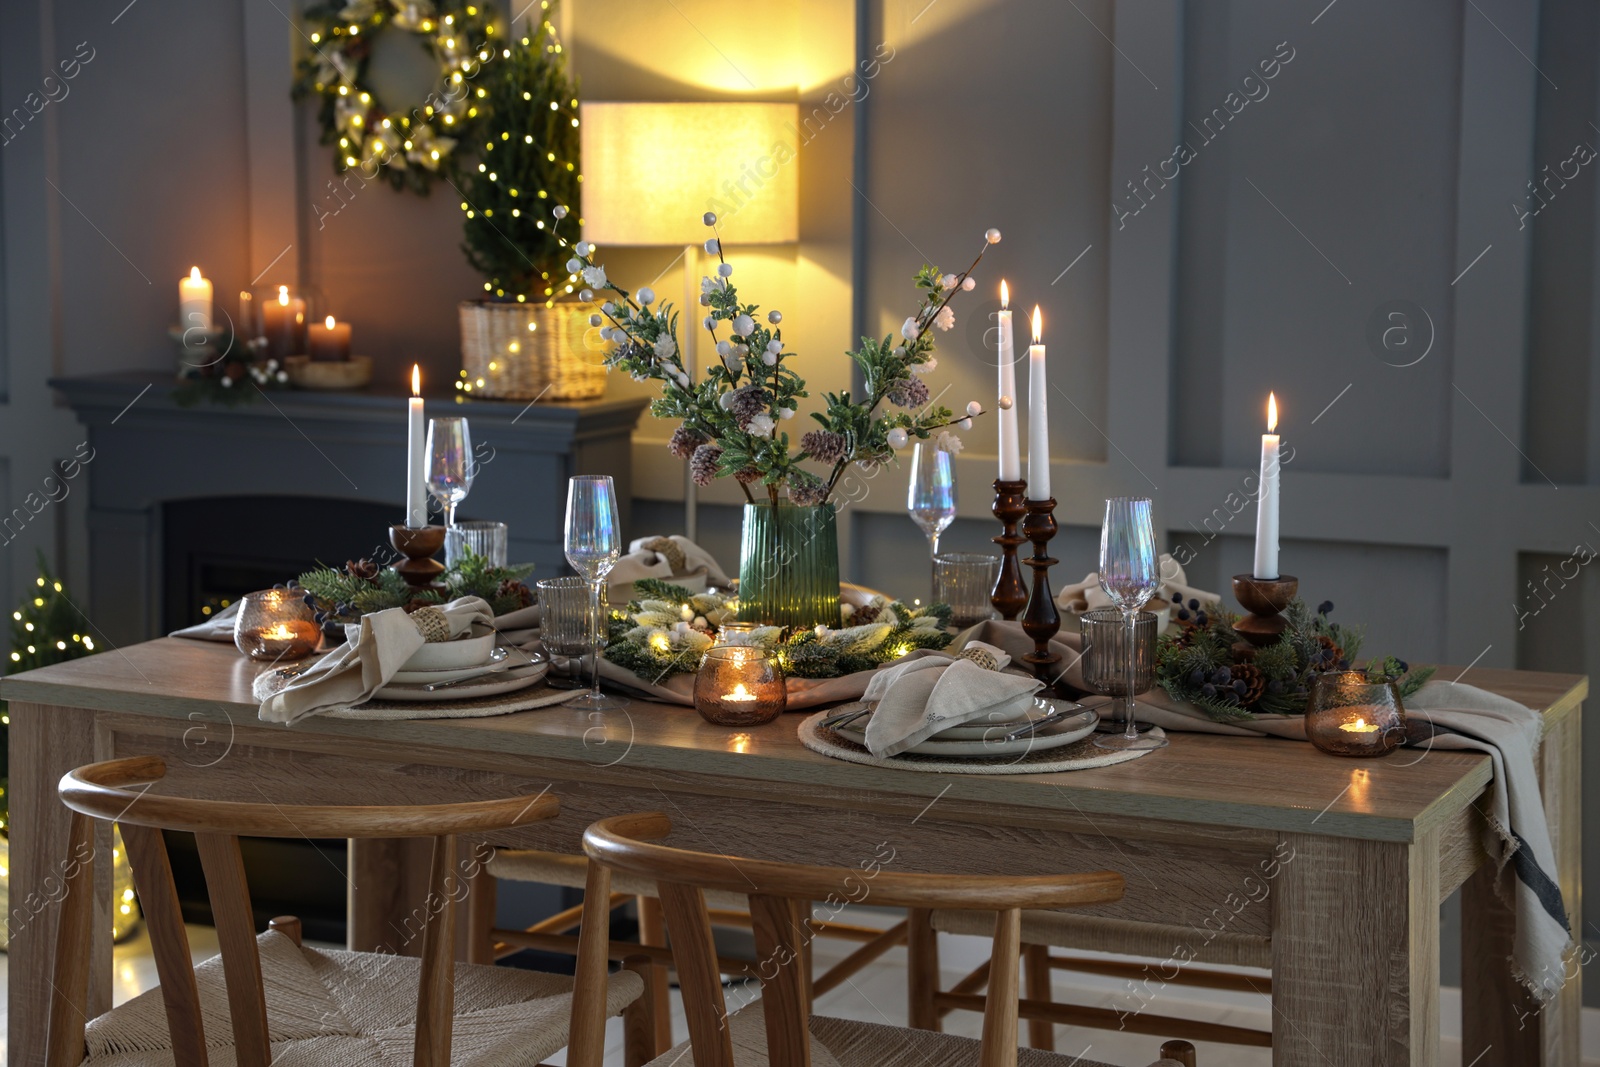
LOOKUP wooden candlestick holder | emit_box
[1020,498,1062,689]
[389,524,447,589]
[990,478,1029,621]
[1232,574,1299,647]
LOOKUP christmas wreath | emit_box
[293,0,502,192]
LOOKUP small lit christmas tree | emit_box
[1,553,95,833]
[458,1,582,303]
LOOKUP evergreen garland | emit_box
[298,548,533,638]
[603,579,955,682]
[1153,597,1435,724]
[457,7,582,302]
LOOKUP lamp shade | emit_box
[581,102,799,246]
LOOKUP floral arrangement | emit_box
[604,579,954,682]
[172,325,292,407]
[1154,597,1435,723]
[553,207,998,505]
[297,549,532,639]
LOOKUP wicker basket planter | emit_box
[458,299,606,400]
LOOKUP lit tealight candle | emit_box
[725,683,757,702]
[1340,716,1380,734]
[307,315,352,363]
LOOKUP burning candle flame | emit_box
[277,285,289,307]
[1031,306,1042,344]
[189,266,202,282]
[1000,279,1009,309]
[1339,716,1379,734]
[411,364,421,396]
[726,683,756,702]
[1267,392,1278,434]
[325,315,337,330]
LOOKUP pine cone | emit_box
[1230,663,1266,707]
[497,579,534,608]
[345,558,380,582]
[1315,634,1345,670]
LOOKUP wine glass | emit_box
[907,440,956,590]
[564,475,629,710]
[1093,496,1166,751]
[426,417,475,529]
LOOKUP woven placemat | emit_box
[252,668,581,721]
[798,710,1163,774]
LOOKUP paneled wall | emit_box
[3,0,1600,1003]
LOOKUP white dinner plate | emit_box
[835,705,1099,758]
[389,649,509,685]
[376,662,548,702]
[928,697,1080,740]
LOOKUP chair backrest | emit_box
[46,755,559,1067]
[570,811,1125,1067]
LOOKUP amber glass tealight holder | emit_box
[233,589,321,661]
[694,645,786,727]
[1305,671,1407,758]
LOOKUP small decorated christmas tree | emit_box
[0,554,95,832]
[457,2,582,303]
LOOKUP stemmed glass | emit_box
[1093,496,1167,751]
[426,417,475,529]
[907,441,956,589]
[564,475,629,710]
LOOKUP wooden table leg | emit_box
[1272,830,1439,1065]
[1462,704,1583,1065]
[10,703,109,1067]
[347,837,434,955]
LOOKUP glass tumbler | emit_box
[1305,671,1407,757]
[1080,607,1158,725]
[233,589,320,662]
[446,520,509,567]
[538,576,604,688]
[933,552,1000,628]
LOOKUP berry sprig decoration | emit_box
[548,204,997,506]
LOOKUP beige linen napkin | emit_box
[860,641,1042,757]
[1055,552,1219,617]
[607,535,731,601]
[259,597,495,725]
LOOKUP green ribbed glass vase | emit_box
[737,501,841,630]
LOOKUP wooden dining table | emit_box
[2,636,1585,1066]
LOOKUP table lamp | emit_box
[582,101,800,541]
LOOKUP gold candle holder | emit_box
[694,645,786,726]
[1305,671,1407,758]
[234,590,321,661]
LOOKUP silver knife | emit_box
[820,702,873,729]
[1004,704,1086,741]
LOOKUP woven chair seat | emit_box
[929,908,1271,968]
[489,847,749,910]
[78,929,643,1066]
[644,1003,1180,1067]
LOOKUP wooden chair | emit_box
[908,909,1271,1051]
[45,756,649,1067]
[478,846,911,1057]
[565,811,1199,1067]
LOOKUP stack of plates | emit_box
[829,696,1098,758]
[375,628,547,702]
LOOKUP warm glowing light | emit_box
[1267,392,1278,434]
[727,732,753,754]
[411,364,421,396]
[1000,279,1008,309]
[1339,717,1379,734]
[725,683,756,702]
[1031,306,1042,344]
[262,623,299,641]
[277,285,289,307]
[324,315,337,330]
[649,633,671,652]
[189,266,202,282]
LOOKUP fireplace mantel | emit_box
[53,372,648,644]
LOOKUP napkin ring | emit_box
[410,607,451,643]
[958,647,1000,672]
[640,536,688,575]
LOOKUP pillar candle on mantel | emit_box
[179,267,212,331]
[1253,392,1281,579]
[996,281,1021,482]
[406,365,428,528]
[308,316,352,362]
[1026,306,1050,500]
